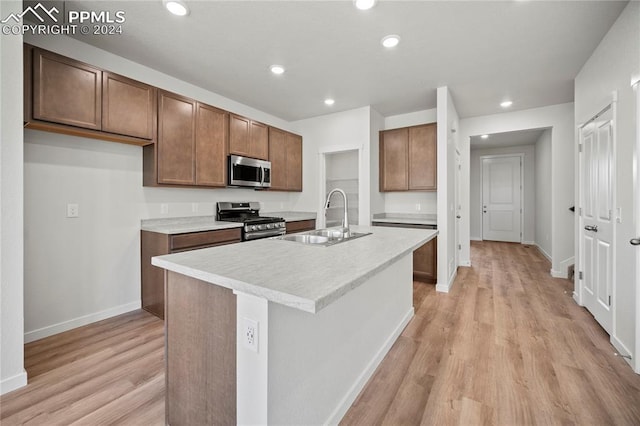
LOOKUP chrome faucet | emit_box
[324,188,350,237]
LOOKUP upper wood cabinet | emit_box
[285,132,303,191]
[268,127,303,192]
[32,48,102,131]
[380,123,437,192]
[195,104,228,187]
[229,114,268,160]
[157,91,196,185]
[25,45,156,146]
[102,72,156,140]
[145,90,228,188]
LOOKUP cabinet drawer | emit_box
[170,228,241,251]
[285,219,316,234]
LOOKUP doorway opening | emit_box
[319,149,360,228]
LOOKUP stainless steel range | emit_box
[216,202,286,241]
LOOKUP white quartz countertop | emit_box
[141,212,316,235]
[141,216,243,234]
[372,213,437,226]
[152,225,437,313]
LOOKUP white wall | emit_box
[470,145,536,244]
[460,103,575,277]
[22,34,296,342]
[436,87,460,291]
[290,106,373,226]
[369,108,385,217]
[574,1,639,370]
[0,0,27,395]
[535,129,553,259]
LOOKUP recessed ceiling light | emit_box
[324,99,335,106]
[270,65,285,75]
[381,35,400,48]
[500,100,513,108]
[481,134,489,139]
[354,0,376,10]
[163,0,189,16]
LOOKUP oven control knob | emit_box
[250,225,257,231]
[267,224,273,229]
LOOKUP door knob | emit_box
[631,238,640,246]
[483,211,487,214]
[456,215,461,219]
[584,225,598,232]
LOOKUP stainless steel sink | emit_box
[276,228,371,246]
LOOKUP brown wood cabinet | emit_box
[157,91,196,185]
[379,123,437,192]
[32,47,102,131]
[102,72,156,140]
[141,227,242,319]
[285,219,316,234]
[144,91,228,188]
[25,45,156,146]
[413,237,437,283]
[268,127,303,192]
[229,114,268,160]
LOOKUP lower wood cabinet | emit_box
[141,228,241,319]
[285,219,316,234]
[413,237,437,284]
[372,222,437,283]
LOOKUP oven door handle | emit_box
[244,228,286,241]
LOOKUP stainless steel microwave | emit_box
[228,155,271,188]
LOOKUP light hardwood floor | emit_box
[2,241,639,425]
[342,241,640,425]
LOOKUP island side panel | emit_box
[266,254,414,425]
[165,271,236,425]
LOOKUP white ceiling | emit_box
[62,0,627,122]
[470,128,547,149]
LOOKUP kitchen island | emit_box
[152,225,437,425]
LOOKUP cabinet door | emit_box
[102,72,156,140]
[409,123,437,190]
[196,103,228,187]
[32,48,102,130]
[250,121,269,160]
[158,91,196,185]
[229,114,250,157]
[286,132,303,191]
[413,237,437,283]
[268,127,287,190]
[380,128,409,191]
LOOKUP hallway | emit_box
[342,241,640,425]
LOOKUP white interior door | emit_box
[580,105,614,334]
[482,156,522,242]
[633,81,640,373]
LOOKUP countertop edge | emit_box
[153,229,438,313]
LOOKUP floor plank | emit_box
[2,241,640,425]
[342,241,640,425]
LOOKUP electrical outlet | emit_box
[192,203,198,213]
[242,317,259,352]
[415,203,421,211]
[160,204,169,214]
[67,203,79,218]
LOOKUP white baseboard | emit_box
[550,269,567,278]
[0,369,27,395]
[535,245,552,262]
[435,269,458,293]
[24,301,141,343]
[470,237,482,241]
[611,335,635,371]
[459,260,471,267]
[523,240,535,245]
[326,307,414,425]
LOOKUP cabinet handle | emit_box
[584,225,598,232]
